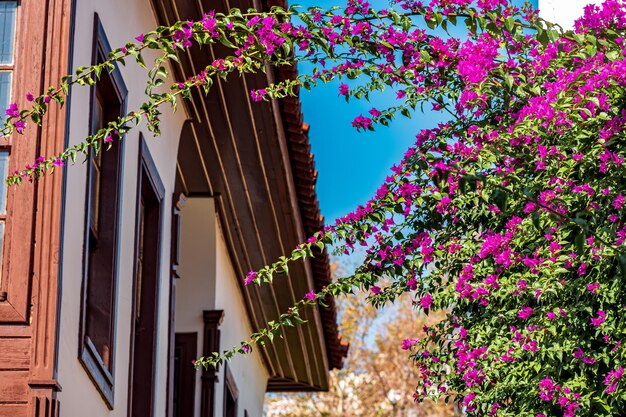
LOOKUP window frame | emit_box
[167,192,185,417]
[201,310,224,417]
[0,0,32,323]
[172,332,198,417]
[223,364,238,417]
[77,13,127,409]
[0,0,17,123]
[0,1,17,68]
[127,134,165,417]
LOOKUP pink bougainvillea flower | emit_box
[538,377,557,402]
[5,103,18,118]
[369,107,381,117]
[518,306,534,320]
[591,310,606,327]
[250,88,266,102]
[406,277,417,290]
[461,392,476,412]
[419,293,433,309]
[587,282,600,294]
[351,114,372,130]
[13,120,25,134]
[604,367,624,394]
[401,338,419,350]
[613,193,625,210]
[244,271,257,285]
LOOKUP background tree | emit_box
[265,259,460,417]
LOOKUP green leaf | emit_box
[618,254,626,278]
[574,217,590,233]
[504,17,515,32]
[575,230,586,252]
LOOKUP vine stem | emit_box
[197,268,366,369]
[9,62,229,183]
[1,4,562,138]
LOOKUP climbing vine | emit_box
[6,0,626,415]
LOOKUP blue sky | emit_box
[299,0,538,222]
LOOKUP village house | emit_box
[0,1,346,417]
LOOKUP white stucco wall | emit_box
[539,0,603,28]
[176,197,269,417]
[175,197,217,417]
[213,215,269,417]
[56,0,187,416]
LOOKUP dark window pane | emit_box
[173,333,197,417]
[0,2,16,64]
[136,199,145,320]
[129,153,162,417]
[225,386,237,417]
[89,96,103,234]
[84,70,123,373]
[79,17,128,407]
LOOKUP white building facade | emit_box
[539,0,603,28]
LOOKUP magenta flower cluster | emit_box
[8,0,626,414]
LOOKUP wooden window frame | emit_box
[78,13,127,409]
[173,332,198,417]
[167,192,186,417]
[223,364,238,417]
[0,0,16,107]
[0,0,37,323]
[201,310,224,417]
[127,135,165,417]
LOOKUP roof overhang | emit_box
[150,0,347,391]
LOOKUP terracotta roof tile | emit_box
[275,64,348,370]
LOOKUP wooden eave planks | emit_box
[151,0,331,390]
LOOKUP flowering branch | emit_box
[7,0,626,415]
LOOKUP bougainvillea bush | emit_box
[6,0,626,415]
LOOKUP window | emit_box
[0,1,16,117]
[223,365,238,417]
[0,0,16,294]
[173,333,197,417]
[0,2,16,63]
[167,192,185,417]
[128,136,164,417]
[79,15,127,408]
[201,310,224,417]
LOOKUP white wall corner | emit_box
[538,0,603,29]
